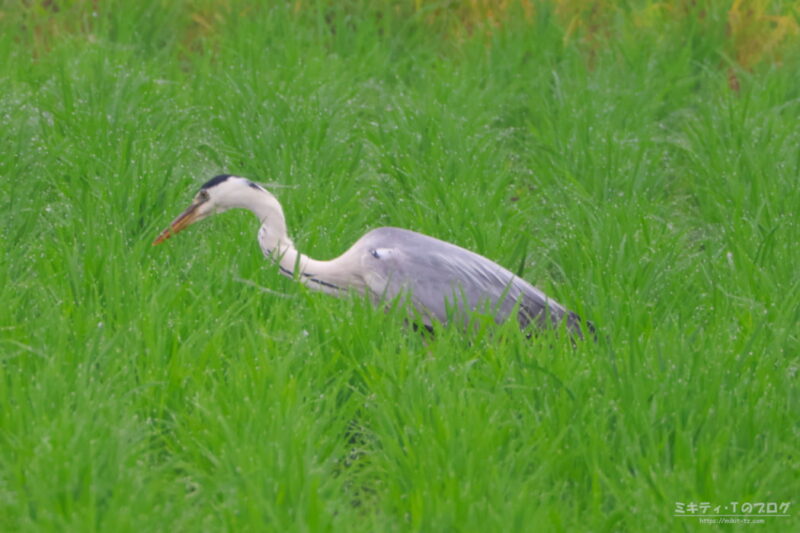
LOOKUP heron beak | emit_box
[152,201,203,246]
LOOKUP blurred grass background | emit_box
[1,0,798,531]
[9,1,800,68]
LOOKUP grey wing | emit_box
[352,227,577,332]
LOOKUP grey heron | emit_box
[153,175,590,338]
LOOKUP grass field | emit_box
[1,1,799,531]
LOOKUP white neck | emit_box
[245,191,353,294]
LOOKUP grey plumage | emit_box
[345,227,580,332]
[154,175,590,338]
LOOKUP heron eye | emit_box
[199,190,210,201]
[370,249,380,259]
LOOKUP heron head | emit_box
[152,174,269,245]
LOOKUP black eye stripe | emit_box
[200,174,233,190]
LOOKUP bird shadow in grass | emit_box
[333,416,380,511]
[328,313,597,511]
[408,311,597,348]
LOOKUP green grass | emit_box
[1,1,798,531]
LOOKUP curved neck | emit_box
[249,192,350,294]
